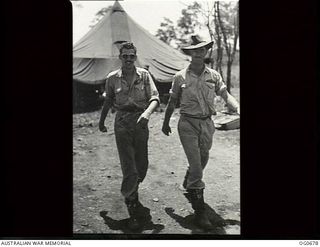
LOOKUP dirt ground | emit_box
[73,105,240,235]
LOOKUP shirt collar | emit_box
[115,67,141,78]
[186,64,210,76]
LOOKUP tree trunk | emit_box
[213,1,223,77]
[226,60,233,93]
[216,1,239,93]
[206,19,215,69]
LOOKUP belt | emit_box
[181,114,211,120]
[117,107,144,113]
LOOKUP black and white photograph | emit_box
[72,0,240,235]
[2,0,319,242]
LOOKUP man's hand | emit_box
[236,107,240,115]
[162,123,171,136]
[99,123,107,132]
[137,117,149,129]
[137,110,151,122]
[137,110,151,129]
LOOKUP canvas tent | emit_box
[73,0,190,85]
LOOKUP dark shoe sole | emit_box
[127,219,140,230]
[194,215,214,230]
[195,220,213,230]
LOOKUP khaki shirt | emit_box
[170,65,227,117]
[105,67,160,111]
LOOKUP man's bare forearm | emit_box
[137,100,159,123]
[163,97,177,125]
[220,90,239,112]
[144,100,159,116]
[99,99,112,126]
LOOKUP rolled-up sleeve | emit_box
[147,72,160,104]
[212,71,227,96]
[104,77,115,103]
[169,75,182,99]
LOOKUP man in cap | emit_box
[162,36,240,230]
[99,42,160,230]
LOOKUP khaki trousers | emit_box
[178,115,215,189]
[114,111,149,200]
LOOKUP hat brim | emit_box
[181,41,214,55]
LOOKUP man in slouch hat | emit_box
[162,35,239,230]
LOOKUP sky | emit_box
[71,0,214,45]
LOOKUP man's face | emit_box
[119,48,137,70]
[189,47,208,63]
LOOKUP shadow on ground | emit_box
[100,202,164,234]
[165,202,240,234]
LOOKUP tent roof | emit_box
[73,1,190,84]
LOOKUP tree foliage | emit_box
[155,18,177,46]
[176,2,202,46]
[155,2,201,49]
[89,6,112,28]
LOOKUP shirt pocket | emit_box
[133,80,146,102]
[114,81,127,105]
[180,83,189,98]
[204,81,216,101]
[181,82,192,95]
[180,82,197,106]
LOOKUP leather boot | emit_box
[182,170,189,190]
[187,189,212,230]
[125,196,141,230]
